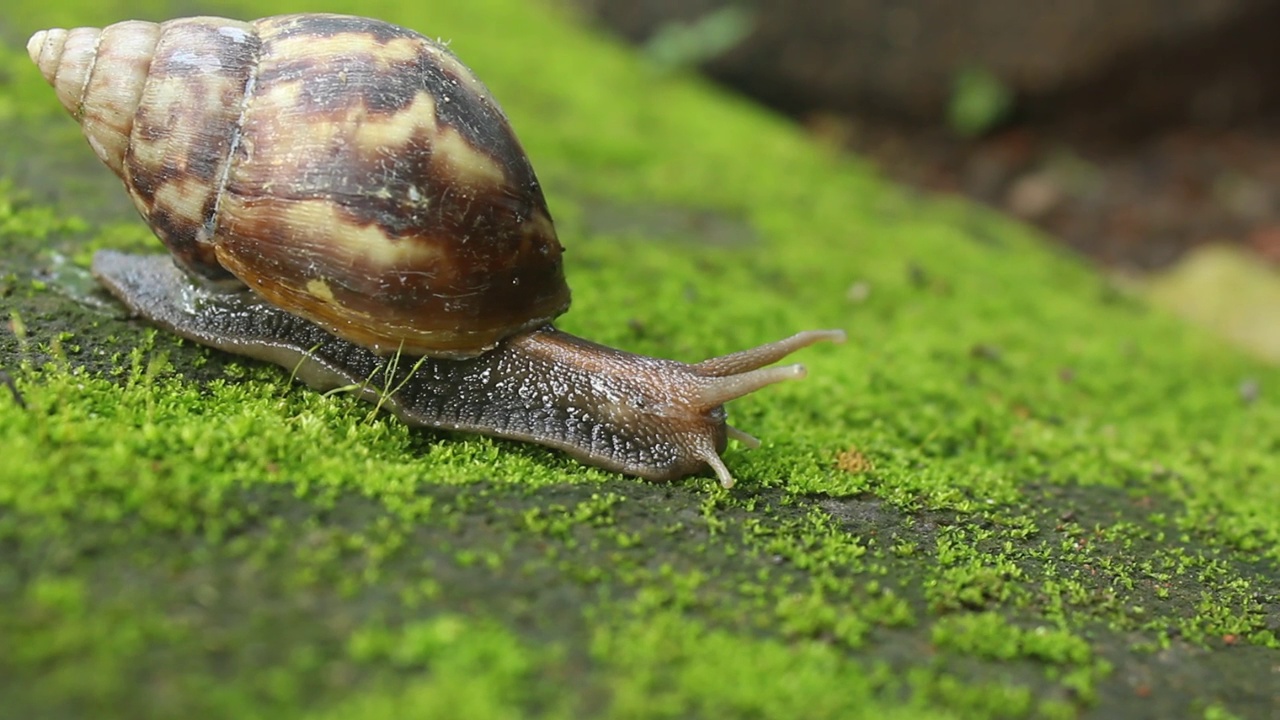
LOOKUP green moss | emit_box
[590,610,934,720]
[2,0,1279,717]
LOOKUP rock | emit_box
[573,0,1280,132]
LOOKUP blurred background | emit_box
[569,0,1280,360]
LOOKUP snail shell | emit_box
[27,14,569,357]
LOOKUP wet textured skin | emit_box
[91,250,840,485]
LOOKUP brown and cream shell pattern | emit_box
[28,14,570,357]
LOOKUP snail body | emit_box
[30,13,843,487]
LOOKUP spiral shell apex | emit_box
[29,14,571,358]
[28,22,161,177]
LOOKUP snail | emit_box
[27,13,844,487]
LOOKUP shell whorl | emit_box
[28,17,258,283]
[30,14,571,358]
[28,22,161,176]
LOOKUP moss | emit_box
[2,0,1279,718]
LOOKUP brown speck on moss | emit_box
[836,447,874,474]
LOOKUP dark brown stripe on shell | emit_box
[124,18,259,281]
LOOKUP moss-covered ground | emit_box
[2,0,1278,718]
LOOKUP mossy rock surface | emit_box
[1,1,1278,719]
